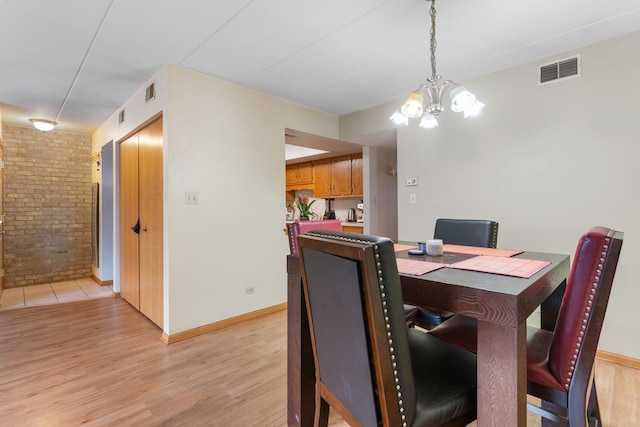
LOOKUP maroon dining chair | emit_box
[287,219,343,256]
[428,226,624,426]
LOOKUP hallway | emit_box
[0,278,113,310]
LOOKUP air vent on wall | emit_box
[539,55,581,85]
[118,110,125,124]
[145,82,155,102]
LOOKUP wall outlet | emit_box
[406,177,419,186]
[244,287,255,295]
[185,191,198,205]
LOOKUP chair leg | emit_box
[314,394,329,427]
[587,381,601,425]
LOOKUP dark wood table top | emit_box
[397,249,570,327]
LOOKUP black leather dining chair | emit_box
[297,229,477,427]
[409,218,499,330]
[429,226,623,426]
[289,220,420,327]
[434,218,499,248]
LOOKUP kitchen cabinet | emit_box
[312,154,363,198]
[331,156,352,196]
[351,155,363,195]
[311,159,332,198]
[342,224,364,233]
[286,162,313,191]
[120,115,163,328]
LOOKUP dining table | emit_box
[286,242,570,427]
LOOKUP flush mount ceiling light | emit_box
[390,0,484,129]
[29,118,57,132]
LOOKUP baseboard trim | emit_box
[161,303,287,344]
[91,275,114,287]
[597,349,640,370]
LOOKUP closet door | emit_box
[138,117,163,328]
[119,134,140,309]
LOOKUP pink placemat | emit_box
[394,243,418,252]
[447,255,551,279]
[443,244,523,258]
[396,258,445,276]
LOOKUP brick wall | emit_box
[2,124,92,288]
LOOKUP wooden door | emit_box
[313,160,332,198]
[138,117,164,328]
[351,154,363,196]
[119,134,140,309]
[331,156,352,196]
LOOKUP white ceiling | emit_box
[2,0,640,136]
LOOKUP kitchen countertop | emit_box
[285,220,364,227]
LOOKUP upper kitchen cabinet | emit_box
[286,161,314,191]
[312,159,332,198]
[331,156,352,196]
[313,154,363,198]
[351,154,363,195]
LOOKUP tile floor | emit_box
[0,277,113,310]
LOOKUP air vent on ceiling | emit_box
[539,55,581,85]
[118,110,125,124]
[145,82,155,102]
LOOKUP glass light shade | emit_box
[463,101,485,118]
[419,113,438,129]
[400,91,424,118]
[389,108,409,126]
[450,86,476,113]
[29,118,57,132]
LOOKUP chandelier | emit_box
[390,0,484,129]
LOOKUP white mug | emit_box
[426,239,444,256]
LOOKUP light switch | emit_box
[409,193,417,204]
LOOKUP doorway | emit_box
[100,141,114,282]
[0,139,4,289]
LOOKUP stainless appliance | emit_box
[347,208,357,222]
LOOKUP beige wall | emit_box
[2,124,92,287]
[342,31,640,359]
[163,66,338,335]
[93,65,338,336]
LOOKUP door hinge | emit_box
[0,160,4,169]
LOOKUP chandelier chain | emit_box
[429,0,437,79]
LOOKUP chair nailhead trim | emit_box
[563,237,610,390]
[304,231,408,426]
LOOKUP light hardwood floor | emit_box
[0,298,637,426]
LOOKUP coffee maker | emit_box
[356,203,364,222]
[323,198,336,219]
